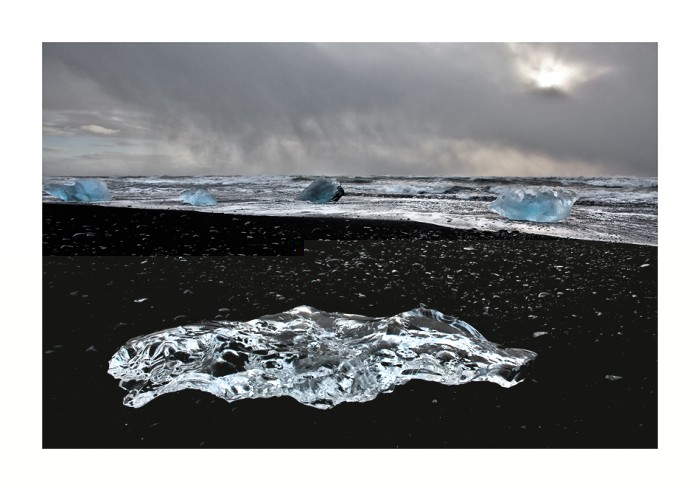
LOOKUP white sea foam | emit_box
[42,175,658,245]
[374,184,453,195]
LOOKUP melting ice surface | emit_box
[297,177,345,203]
[108,305,536,409]
[490,187,577,223]
[180,188,217,206]
[44,178,111,202]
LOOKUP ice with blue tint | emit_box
[297,177,344,203]
[181,188,217,206]
[44,178,111,202]
[490,187,577,223]
[108,305,536,409]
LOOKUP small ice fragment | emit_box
[605,375,623,381]
[180,188,217,206]
[640,264,650,268]
[297,177,344,203]
[44,178,111,202]
[489,187,577,223]
[538,292,552,298]
[532,331,548,338]
[134,298,148,303]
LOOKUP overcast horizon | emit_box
[43,43,657,177]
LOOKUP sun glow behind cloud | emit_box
[532,61,575,90]
[510,44,605,94]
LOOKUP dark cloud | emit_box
[42,43,657,176]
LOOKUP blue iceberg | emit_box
[297,177,344,203]
[44,178,111,202]
[180,188,217,206]
[489,187,577,223]
[108,305,536,409]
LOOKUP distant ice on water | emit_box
[44,178,111,202]
[180,188,217,206]
[297,177,345,203]
[489,187,577,223]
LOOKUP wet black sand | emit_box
[42,203,657,448]
[42,203,554,256]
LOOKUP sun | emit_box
[510,44,604,94]
[533,63,571,90]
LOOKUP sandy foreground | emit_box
[42,203,657,448]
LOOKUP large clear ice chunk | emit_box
[44,178,111,202]
[297,177,344,203]
[180,188,217,206]
[489,187,577,222]
[108,305,536,409]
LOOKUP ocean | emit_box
[42,175,658,246]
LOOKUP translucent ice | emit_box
[297,177,344,203]
[490,187,577,223]
[108,305,536,409]
[180,188,217,206]
[44,178,111,202]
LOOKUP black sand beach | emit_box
[42,203,657,448]
[42,203,555,256]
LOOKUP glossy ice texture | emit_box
[44,178,111,202]
[490,187,577,223]
[297,177,345,203]
[108,305,536,409]
[180,188,217,206]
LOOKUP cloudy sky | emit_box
[43,43,657,177]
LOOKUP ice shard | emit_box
[180,188,217,206]
[108,305,536,409]
[489,187,577,223]
[44,178,111,202]
[297,177,344,203]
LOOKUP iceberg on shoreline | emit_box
[180,188,217,206]
[297,177,344,203]
[108,305,536,409]
[44,178,111,202]
[490,187,577,223]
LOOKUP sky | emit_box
[43,42,657,177]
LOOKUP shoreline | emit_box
[43,203,560,256]
[43,203,653,256]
